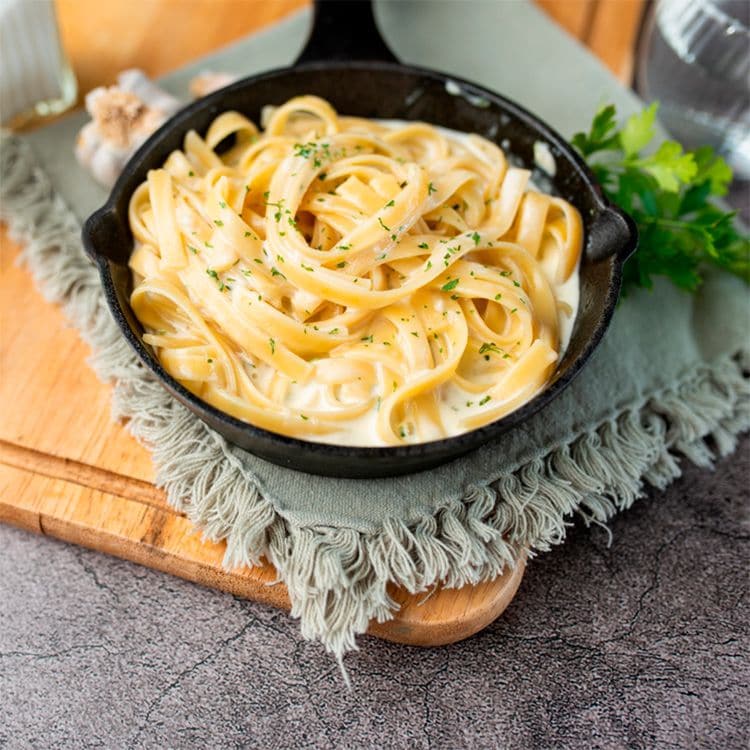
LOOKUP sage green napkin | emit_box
[3,1,748,658]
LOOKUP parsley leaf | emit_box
[619,102,658,158]
[573,102,749,294]
[570,104,619,157]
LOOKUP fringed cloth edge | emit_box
[3,133,748,659]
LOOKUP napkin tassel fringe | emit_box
[258,357,749,657]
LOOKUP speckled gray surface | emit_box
[1,438,748,749]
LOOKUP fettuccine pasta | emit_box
[129,96,582,446]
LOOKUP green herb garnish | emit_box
[479,342,503,360]
[205,267,229,291]
[573,102,749,293]
[293,142,315,159]
[263,196,286,222]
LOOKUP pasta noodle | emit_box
[128,95,583,446]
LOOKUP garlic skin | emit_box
[188,71,238,99]
[75,69,241,188]
[74,69,182,188]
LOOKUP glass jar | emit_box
[0,0,77,130]
[636,0,750,179]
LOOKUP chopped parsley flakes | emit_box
[479,342,511,361]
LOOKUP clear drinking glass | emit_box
[637,0,750,179]
[0,0,77,129]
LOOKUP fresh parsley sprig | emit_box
[572,102,749,293]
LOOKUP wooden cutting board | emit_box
[0,234,526,645]
[1,0,642,646]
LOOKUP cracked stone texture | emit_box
[1,438,748,750]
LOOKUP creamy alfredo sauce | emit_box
[271,121,581,446]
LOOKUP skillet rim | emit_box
[83,59,637,470]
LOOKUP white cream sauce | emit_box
[533,140,557,177]
[252,121,582,447]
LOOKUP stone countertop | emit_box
[1,439,747,750]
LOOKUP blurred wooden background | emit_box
[56,0,646,96]
[536,0,645,81]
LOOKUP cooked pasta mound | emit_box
[129,95,583,446]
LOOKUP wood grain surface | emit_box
[536,0,645,82]
[1,0,640,646]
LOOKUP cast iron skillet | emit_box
[82,0,637,478]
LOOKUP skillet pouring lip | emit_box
[82,60,637,477]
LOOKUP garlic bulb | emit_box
[74,69,181,188]
[188,71,238,99]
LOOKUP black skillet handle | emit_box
[83,206,130,264]
[588,204,639,264]
[295,0,398,65]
